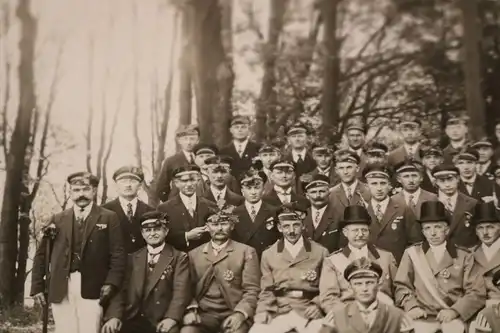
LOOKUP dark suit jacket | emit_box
[391,188,438,221]
[157,195,217,252]
[31,205,126,303]
[307,167,340,188]
[156,152,191,202]
[421,170,438,194]
[387,146,421,166]
[220,140,261,180]
[303,204,340,253]
[458,175,497,201]
[106,244,191,324]
[284,149,317,178]
[232,202,279,257]
[262,188,310,208]
[328,182,371,226]
[446,192,479,248]
[102,198,155,254]
[443,143,468,164]
[201,187,244,207]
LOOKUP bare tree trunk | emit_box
[179,6,192,126]
[0,0,37,306]
[255,0,288,141]
[459,0,485,140]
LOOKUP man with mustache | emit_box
[262,160,309,207]
[103,166,154,253]
[249,202,329,333]
[394,201,486,333]
[31,172,126,333]
[419,146,444,194]
[158,165,217,252]
[201,155,244,207]
[101,211,191,333]
[319,205,397,316]
[181,205,260,333]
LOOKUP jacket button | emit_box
[156,301,160,305]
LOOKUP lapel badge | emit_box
[96,223,107,230]
[439,269,451,279]
[391,223,397,230]
[464,212,472,228]
[223,269,234,281]
[265,217,275,230]
[164,265,173,277]
[301,269,318,282]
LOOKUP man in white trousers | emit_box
[31,172,126,333]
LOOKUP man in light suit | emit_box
[249,202,329,333]
[394,201,486,333]
[388,113,422,166]
[31,172,126,333]
[181,205,260,333]
[319,205,397,315]
[101,211,191,333]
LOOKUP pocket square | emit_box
[96,224,108,230]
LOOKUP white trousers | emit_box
[412,319,465,333]
[249,311,323,333]
[51,272,102,333]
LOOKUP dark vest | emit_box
[70,214,85,272]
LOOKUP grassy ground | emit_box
[0,305,54,333]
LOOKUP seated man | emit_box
[101,211,191,333]
[181,205,260,333]
[321,258,412,333]
[319,205,397,315]
[249,202,329,333]
[394,201,486,333]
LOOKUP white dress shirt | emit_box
[284,237,304,259]
[234,139,249,156]
[74,202,93,220]
[426,170,435,184]
[245,200,263,220]
[438,192,458,211]
[349,147,363,157]
[429,242,447,263]
[317,167,332,176]
[403,189,421,207]
[274,185,292,204]
[147,243,165,264]
[356,300,378,328]
[404,143,420,156]
[182,150,195,164]
[483,237,500,262]
[348,244,369,259]
[211,240,229,256]
[210,186,227,201]
[450,139,466,149]
[311,205,328,229]
[180,192,197,214]
[461,175,477,195]
[292,149,307,163]
[371,197,390,218]
[342,181,358,200]
[119,197,138,216]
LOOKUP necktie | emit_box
[445,197,453,212]
[297,155,304,164]
[250,205,257,221]
[465,181,473,194]
[216,191,222,202]
[407,147,413,158]
[213,246,223,257]
[408,195,416,211]
[314,210,321,228]
[346,187,353,203]
[187,198,195,217]
[237,145,243,157]
[76,208,85,226]
[126,203,133,221]
[375,204,383,221]
[148,253,160,271]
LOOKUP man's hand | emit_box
[436,309,459,323]
[183,310,201,325]
[101,318,122,333]
[157,318,177,333]
[33,292,46,307]
[407,307,427,320]
[253,312,271,324]
[304,304,323,320]
[323,311,336,328]
[186,226,207,241]
[222,312,246,332]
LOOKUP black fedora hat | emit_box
[418,201,449,224]
[340,205,371,228]
[472,202,500,227]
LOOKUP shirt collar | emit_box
[438,191,458,205]
[119,196,138,210]
[349,147,363,156]
[147,242,165,255]
[404,142,420,151]
[342,180,358,193]
[73,202,93,218]
[182,150,194,162]
[292,148,307,160]
[371,197,390,212]
[461,174,477,185]
[179,192,197,206]
[274,185,292,195]
[211,240,230,252]
[356,300,378,313]
[450,139,466,149]
[245,200,262,213]
[284,236,304,251]
[311,204,328,215]
[234,138,249,150]
[429,241,447,252]
[348,244,368,257]
[317,166,332,175]
[210,185,227,198]
[403,188,421,203]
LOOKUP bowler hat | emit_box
[418,201,449,224]
[472,202,500,226]
[339,205,371,228]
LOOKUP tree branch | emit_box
[132,0,142,169]
[85,36,94,173]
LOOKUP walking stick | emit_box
[41,224,57,333]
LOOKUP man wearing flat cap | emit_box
[103,166,155,253]
[250,202,329,333]
[419,146,444,194]
[454,148,497,202]
[319,205,397,317]
[303,174,340,253]
[443,115,470,164]
[181,205,260,333]
[388,113,423,166]
[262,159,309,208]
[395,201,486,333]
[256,141,282,181]
[157,125,200,202]
[31,172,125,333]
[321,258,412,333]
[232,168,279,258]
[158,165,217,252]
[345,120,367,162]
[362,163,421,262]
[220,115,261,181]
[201,155,244,207]
[391,160,438,221]
[102,211,190,333]
[432,164,479,248]
[284,122,317,179]
[473,138,497,178]
[307,141,339,188]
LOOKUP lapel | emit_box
[347,302,371,333]
[204,188,216,202]
[110,198,128,221]
[435,250,454,273]
[173,195,194,228]
[276,238,293,264]
[203,240,234,265]
[81,204,101,255]
[144,245,175,297]
[291,238,311,266]
[449,194,467,235]
[303,209,314,239]
[424,249,440,275]
[354,182,370,205]
[368,304,387,333]
[133,248,147,299]
[473,246,489,269]
[314,204,335,239]
[61,208,74,245]
[135,200,151,219]
[373,199,399,238]
[337,184,349,207]
[482,248,500,274]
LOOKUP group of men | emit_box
[31,114,500,333]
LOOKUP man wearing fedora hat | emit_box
[101,211,191,333]
[395,201,486,333]
[319,205,397,317]
[388,113,423,166]
[250,202,329,333]
[454,148,496,202]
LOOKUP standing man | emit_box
[361,143,390,180]
[363,164,421,262]
[202,155,244,207]
[473,139,497,178]
[319,205,397,315]
[181,205,260,333]
[103,166,154,254]
[158,166,217,252]
[31,172,125,333]
[345,121,368,179]
[284,122,317,179]
[232,168,279,258]
[443,116,469,164]
[262,160,309,207]
[157,125,199,202]
[391,161,438,221]
[307,142,338,187]
[388,114,422,166]
[256,142,282,182]
[454,148,496,201]
[220,115,261,181]
[250,203,329,333]
[394,201,486,333]
[419,146,444,194]
[303,174,340,253]
[101,211,191,333]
